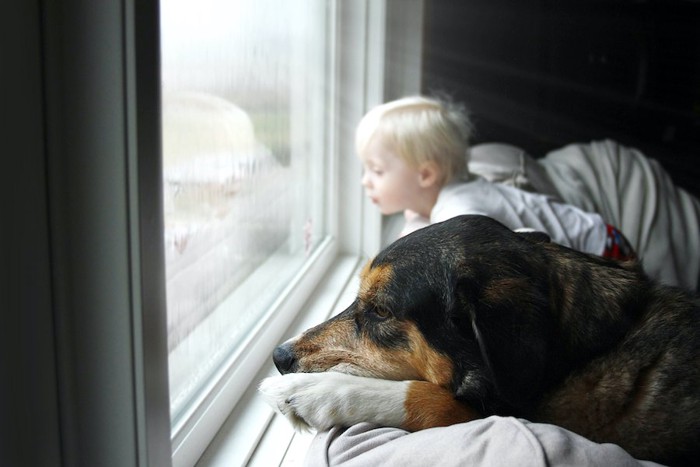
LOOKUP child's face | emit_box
[360,135,423,215]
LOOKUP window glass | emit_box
[160,0,331,423]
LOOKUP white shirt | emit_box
[427,177,608,255]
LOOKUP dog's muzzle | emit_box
[272,341,298,374]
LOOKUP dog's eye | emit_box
[367,306,391,321]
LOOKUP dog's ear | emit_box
[454,275,551,413]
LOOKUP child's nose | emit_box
[361,172,371,188]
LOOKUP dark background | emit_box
[422,0,700,195]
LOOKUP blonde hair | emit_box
[355,95,474,184]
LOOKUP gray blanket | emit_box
[303,417,663,466]
[471,140,700,291]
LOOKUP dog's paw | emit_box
[258,373,343,432]
[258,374,313,431]
[259,372,409,432]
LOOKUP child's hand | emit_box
[404,209,421,222]
[400,210,430,237]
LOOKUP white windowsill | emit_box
[196,254,365,466]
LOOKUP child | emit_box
[356,95,635,260]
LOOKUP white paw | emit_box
[258,373,311,431]
[258,372,408,432]
[258,372,344,432]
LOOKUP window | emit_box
[159,0,352,461]
[158,0,424,462]
[161,0,332,426]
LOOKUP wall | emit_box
[422,0,700,195]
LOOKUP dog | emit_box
[260,215,700,466]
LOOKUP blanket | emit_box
[470,141,700,291]
[303,417,662,467]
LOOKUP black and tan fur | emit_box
[261,215,700,466]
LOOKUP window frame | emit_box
[40,0,171,465]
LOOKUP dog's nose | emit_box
[272,342,297,374]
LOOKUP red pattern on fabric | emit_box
[603,224,636,261]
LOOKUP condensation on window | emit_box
[160,0,330,421]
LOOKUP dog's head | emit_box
[273,215,640,414]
